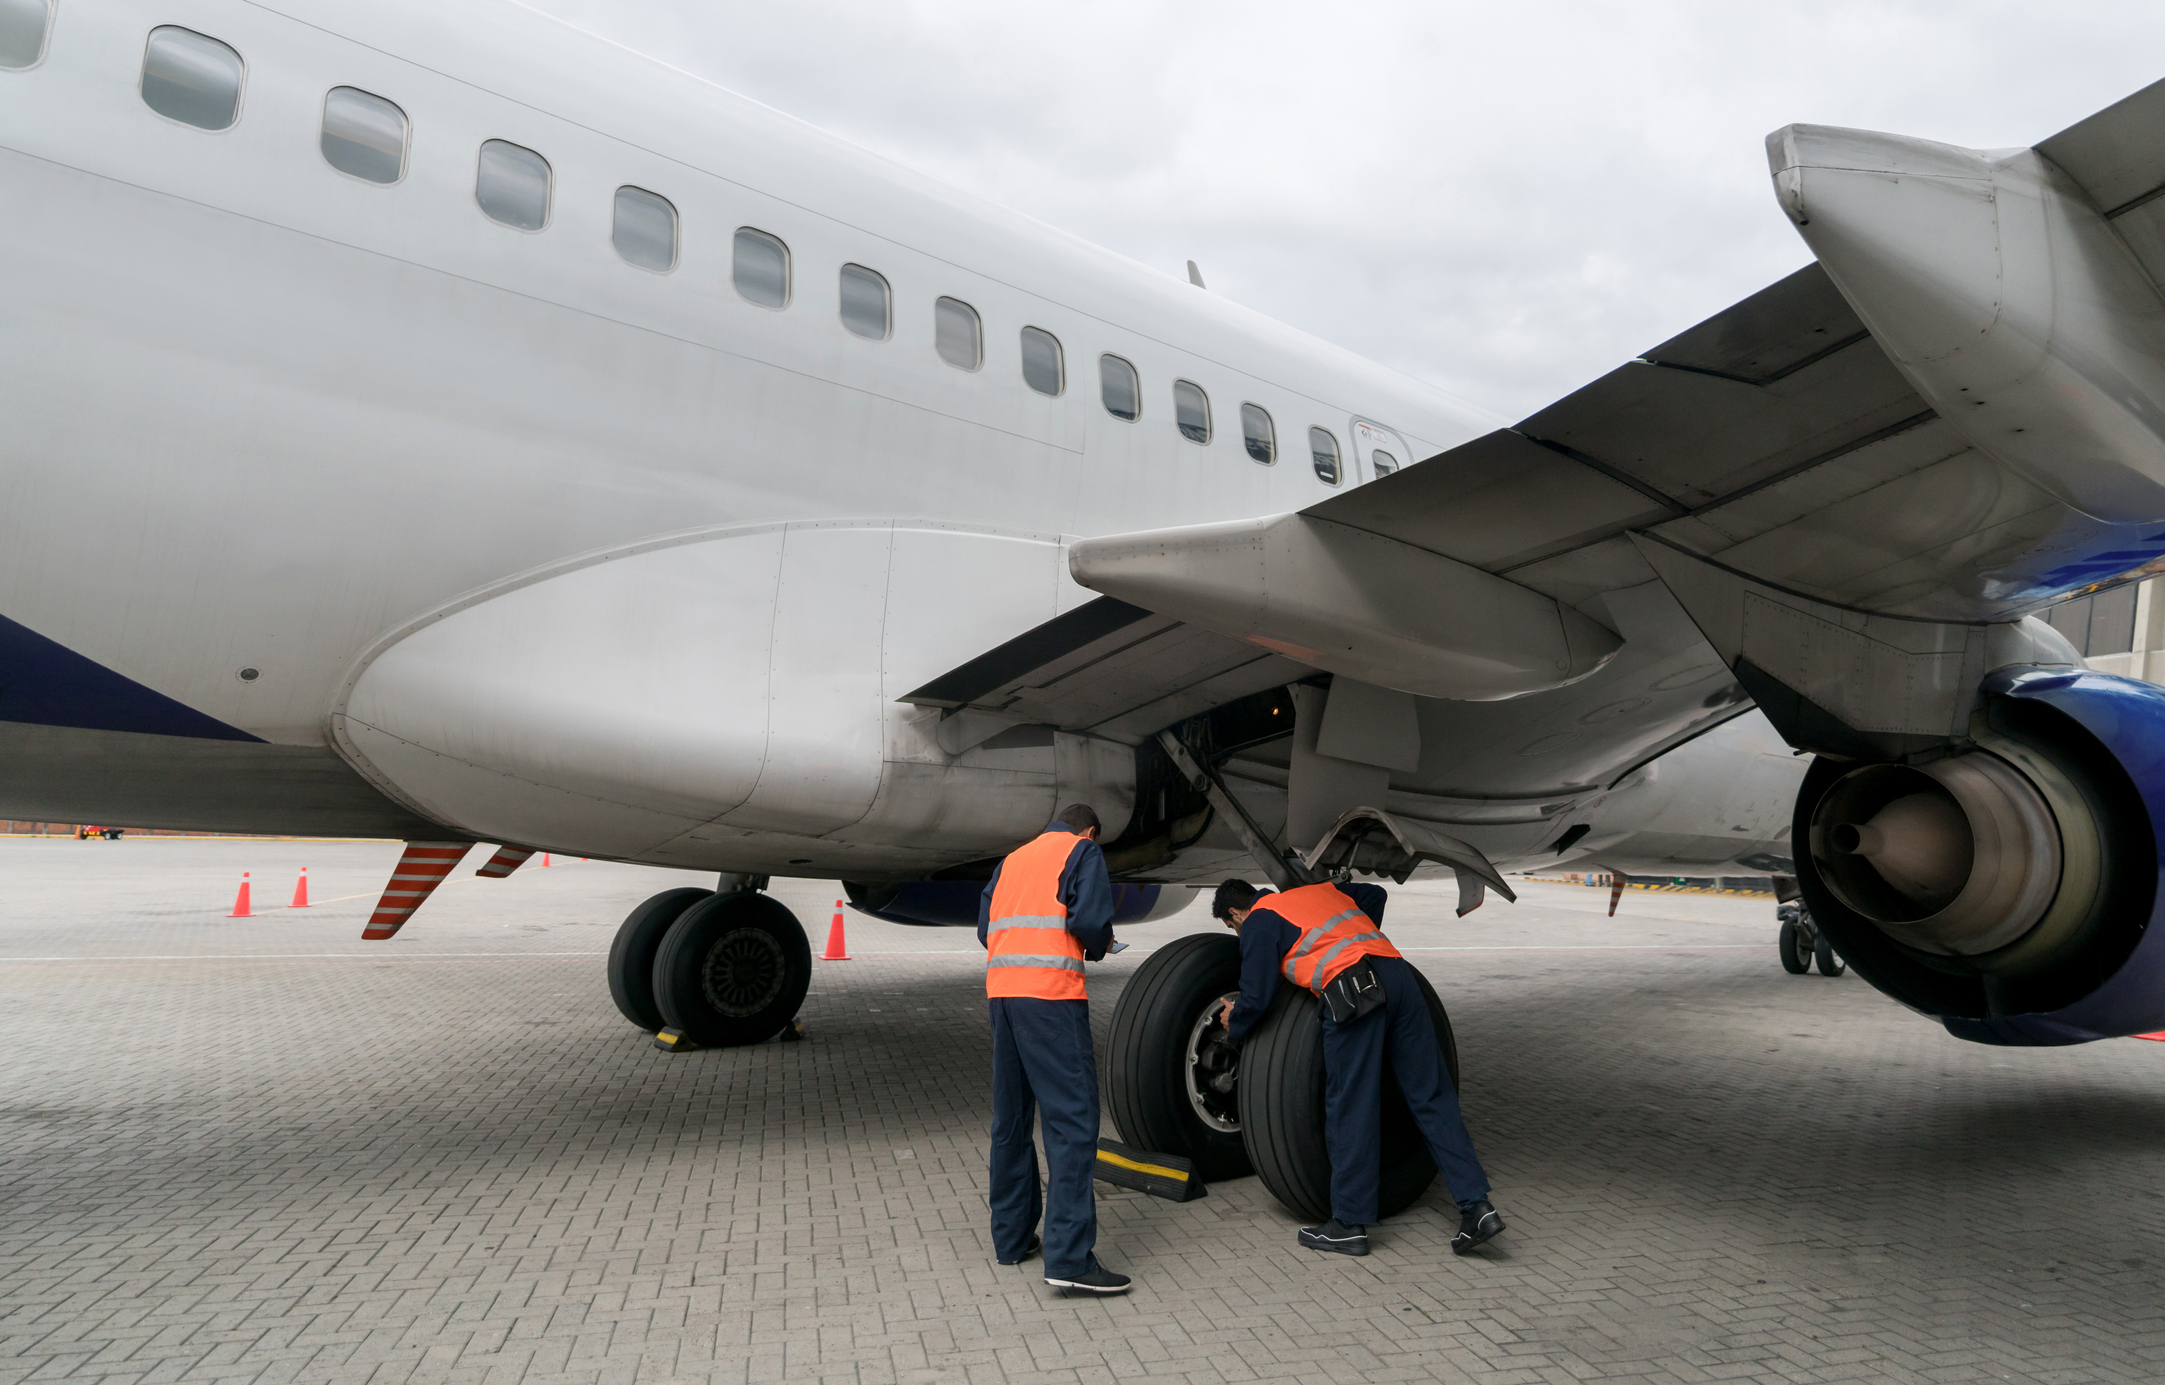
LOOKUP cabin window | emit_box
[1371,449,1399,477]
[839,264,889,339]
[476,139,550,230]
[1241,404,1275,464]
[612,187,677,271]
[935,296,981,370]
[320,87,408,184]
[1310,427,1341,485]
[1020,327,1063,396]
[1173,380,1211,445]
[733,227,789,308]
[0,0,53,69]
[1099,355,1140,421]
[140,27,244,131]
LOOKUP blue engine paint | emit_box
[0,611,261,742]
[851,880,1165,928]
[1943,667,2165,1045]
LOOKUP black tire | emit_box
[1778,918,1812,975]
[1814,928,1847,978]
[1240,966,1460,1223]
[608,887,713,1030]
[1104,932,1251,1181]
[653,891,812,1047]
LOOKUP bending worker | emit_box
[1213,876,1507,1258]
[977,804,1132,1296]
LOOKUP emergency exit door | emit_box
[1350,419,1414,483]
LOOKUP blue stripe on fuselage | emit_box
[0,612,262,742]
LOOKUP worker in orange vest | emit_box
[1213,876,1505,1257]
[977,804,1131,1296]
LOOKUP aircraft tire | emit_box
[1778,919,1812,975]
[1240,968,1460,1223]
[1103,932,1251,1181]
[652,891,812,1047]
[608,888,714,1030]
[1814,929,1847,978]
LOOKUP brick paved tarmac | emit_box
[3,838,2163,1383]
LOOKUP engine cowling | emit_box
[1796,667,2165,1043]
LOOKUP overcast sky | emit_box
[523,0,2165,422]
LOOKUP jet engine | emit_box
[1795,668,2165,1044]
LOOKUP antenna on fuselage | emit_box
[1186,260,1206,288]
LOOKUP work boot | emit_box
[1452,1200,1505,1254]
[1045,1259,1131,1295]
[996,1233,1041,1266]
[1297,1218,1370,1256]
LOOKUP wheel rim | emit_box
[1182,993,1242,1133]
[701,926,787,1017]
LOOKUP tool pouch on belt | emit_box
[1318,959,1386,1024]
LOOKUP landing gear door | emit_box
[1350,419,1413,484]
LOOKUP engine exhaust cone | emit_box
[1812,752,2063,957]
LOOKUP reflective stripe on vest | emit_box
[985,830,1089,1001]
[1257,882,1404,993]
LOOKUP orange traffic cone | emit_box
[229,872,253,918]
[541,852,552,867]
[821,900,850,961]
[290,867,309,908]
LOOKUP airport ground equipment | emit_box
[1104,932,1459,1220]
[1091,1138,1206,1202]
[1776,901,1845,977]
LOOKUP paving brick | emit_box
[4,842,2164,1384]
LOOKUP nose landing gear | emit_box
[1777,901,1845,977]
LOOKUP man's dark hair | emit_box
[1212,879,1259,921]
[1055,803,1101,836]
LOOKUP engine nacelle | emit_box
[1796,667,2165,1044]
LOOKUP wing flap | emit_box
[899,595,1307,743]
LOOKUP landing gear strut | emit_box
[607,883,811,1046]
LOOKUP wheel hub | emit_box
[1183,994,1241,1133]
[701,926,787,1017]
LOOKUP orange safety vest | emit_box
[985,829,1090,1001]
[1257,881,1402,994]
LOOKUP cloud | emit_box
[520,0,2165,419]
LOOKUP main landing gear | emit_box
[1104,932,1462,1221]
[608,882,811,1046]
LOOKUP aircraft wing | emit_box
[912,79,2165,792]
[900,594,1310,745]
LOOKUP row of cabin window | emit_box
[41,13,1371,486]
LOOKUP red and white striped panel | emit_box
[361,842,474,940]
[474,845,535,879]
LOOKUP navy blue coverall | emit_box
[1225,882,1492,1225]
[977,824,1116,1278]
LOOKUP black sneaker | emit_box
[1297,1219,1370,1256]
[1452,1200,1504,1254]
[997,1233,1041,1266]
[1044,1262,1131,1295]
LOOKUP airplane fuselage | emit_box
[0,0,1797,882]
